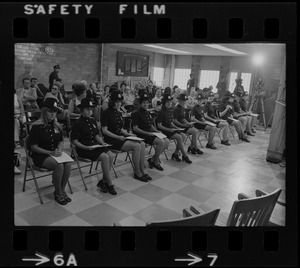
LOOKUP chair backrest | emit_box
[146,208,220,226]
[226,189,282,226]
[24,135,32,157]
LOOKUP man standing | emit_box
[187,73,195,95]
[216,76,228,99]
[49,64,61,90]
[233,77,245,96]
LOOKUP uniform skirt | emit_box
[161,130,179,139]
[76,147,109,161]
[103,134,126,151]
[31,153,51,168]
[226,118,235,125]
[193,123,208,130]
[136,133,156,145]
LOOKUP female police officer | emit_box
[156,94,192,163]
[29,98,72,205]
[173,93,203,154]
[131,92,169,171]
[71,98,117,195]
[101,91,152,182]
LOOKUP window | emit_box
[153,67,165,87]
[174,68,191,89]
[228,72,238,92]
[241,72,252,93]
[199,70,220,93]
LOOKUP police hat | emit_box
[162,94,173,103]
[78,98,95,109]
[235,91,243,97]
[177,93,188,101]
[53,65,60,69]
[110,90,124,101]
[42,98,60,112]
[196,94,204,100]
[223,91,232,98]
[109,84,119,93]
[139,92,151,102]
[56,78,63,83]
[202,87,211,93]
[235,77,243,82]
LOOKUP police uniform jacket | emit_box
[71,116,99,146]
[232,100,242,113]
[192,104,206,121]
[173,104,188,124]
[219,103,234,120]
[239,99,247,111]
[101,107,124,135]
[49,71,59,89]
[131,108,153,132]
[29,120,63,167]
[203,103,217,119]
[156,106,174,128]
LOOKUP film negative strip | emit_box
[0,1,297,267]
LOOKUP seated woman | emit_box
[44,82,69,121]
[232,92,254,136]
[132,92,169,171]
[151,88,163,110]
[203,94,231,146]
[123,86,135,113]
[218,92,250,142]
[14,92,25,149]
[191,95,218,149]
[173,93,203,154]
[68,83,87,123]
[101,91,152,182]
[156,94,192,163]
[71,98,116,195]
[238,91,256,133]
[186,88,198,110]
[29,98,72,205]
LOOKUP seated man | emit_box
[202,94,231,146]
[232,92,255,136]
[173,93,203,154]
[218,92,250,142]
[190,94,218,149]
[16,78,39,111]
[30,77,45,109]
[132,92,169,171]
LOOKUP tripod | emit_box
[249,95,266,129]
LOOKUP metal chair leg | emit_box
[22,159,28,192]
[75,159,88,191]
[67,181,73,194]
[112,164,118,178]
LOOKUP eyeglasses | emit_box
[48,110,57,114]
[52,87,58,90]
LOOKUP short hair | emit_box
[74,83,86,97]
[164,87,171,95]
[120,82,126,87]
[22,77,30,84]
[30,77,37,82]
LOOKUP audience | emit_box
[16,78,39,111]
[123,86,135,113]
[68,83,87,121]
[14,93,25,149]
[151,88,163,110]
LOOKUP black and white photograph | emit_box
[14,43,286,227]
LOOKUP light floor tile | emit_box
[50,215,92,226]
[106,192,152,215]
[151,176,188,192]
[168,170,202,183]
[177,184,215,203]
[182,165,215,176]
[131,184,172,202]
[62,191,102,214]
[113,176,146,192]
[156,193,201,214]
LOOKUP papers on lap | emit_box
[152,132,167,139]
[205,121,217,127]
[125,136,144,142]
[51,152,74,163]
[90,144,112,149]
[249,112,259,117]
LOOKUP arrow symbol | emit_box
[175,252,202,266]
[22,252,50,266]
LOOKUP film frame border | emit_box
[0,1,297,266]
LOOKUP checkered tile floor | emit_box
[14,126,285,226]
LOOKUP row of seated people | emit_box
[26,85,256,205]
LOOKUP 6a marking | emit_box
[22,252,77,266]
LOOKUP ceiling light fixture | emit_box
[143,44,192,54]
[203,44,247,55]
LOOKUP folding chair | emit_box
[69,131,118,189]
[22,135,73,204]
[23,110,41,135]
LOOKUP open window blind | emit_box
[153,67,165,87]
[174,68,191,89]
[199,70,220,92]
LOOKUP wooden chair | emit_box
[184,188,282,226]
[146,208,220,226]
[22,135,73,204]
[237,189,284,226]
[69,131,118,190]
